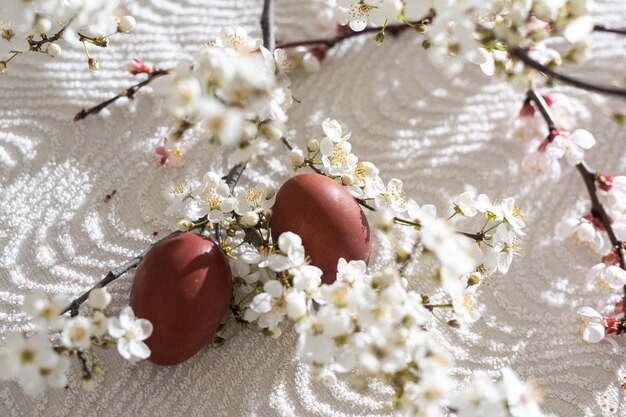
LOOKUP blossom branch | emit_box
[276,22,419,49]
[73,68,170,122]
[514,49,626,99]
[526,88,625,271]
[260,0,276,51]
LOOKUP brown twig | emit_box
[60,248,149,317]
[526,89,626,273]
[28,18,75,52]
[74,68,170,122]
[594,25,626,36]
[276,21,419,49]
[513,48,626,99]
[260,0,276,51]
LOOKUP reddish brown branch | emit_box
[74,68,170,122]
[276,21,421,50]
[514,49,626,99]
[526,89,625,271]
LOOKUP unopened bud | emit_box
[307,138,320,152]
[178,219,193,232]
[240,211,260,228]
[260,122,282,141]
[447,319,460,329]
[288,148,305,168]
[118,16,136,34]
[88,58,100,71]
[341,174,353,186]
[46,43,61,58]
[92,364,104,375]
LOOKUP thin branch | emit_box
[276,21,420,50]
[594,25,626,36]
[59,232,181,316]
[60,251,146,316]
[29,17,75,52]
[513,48,626,99]
[526,89,625,271]
[260,0,276,51]
[74,68,170,122]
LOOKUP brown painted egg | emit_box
[271,173,372,284]
[129,232,232,366]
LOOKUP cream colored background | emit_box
[2,0,626,415]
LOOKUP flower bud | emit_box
[260,122,283,141]
[288,148,305,168]
[88,288,112,309]
[34,17,52,34]
[178,219,193,232]
[88,58,100,71]
[82,378,96,391]
[128,58,152,75]
[0,61,7,74]
[341,174,353,186]
[203,171,221,189]
[307,138,320,152]
[46,43,61,58]
[240,211,260,228]
[262,208,273,221]
[118,16,136,34]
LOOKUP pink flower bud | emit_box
[583,213,606,231]
[519,100,536,117]
[614,300,625,315]
[604,316,618,334]
[542,95,554,107]
[597,173,614,192]
[602,250,620,266]
[129,58,153,75]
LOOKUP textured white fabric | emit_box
[2,0,626,416]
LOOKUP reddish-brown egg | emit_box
[271,173,372,284]
[129,232,232,366]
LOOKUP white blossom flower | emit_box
[61,316,92,349]
[449,372,507,417]
[107,306,153,362]
[501,367,546,417]
[585,253,626,290]
[576,306,609,343]
[22,290,68,330]
[372,177,408,215]
[556,216,605,253]
[484,225,523,275]
[455,191,478,217]
[0,332,68,395]
[336,0,402,32]
[322,118,351,143]
[235,186,275,215]
[320,138,357,176]
[90,311,108,337]
[216,27,261,53]
[451,274,482,324]
[546,129,596,166]
[475,194,504,221]
[500,197,526,235]
[191,174,236,222]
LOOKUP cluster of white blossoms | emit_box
[512,95,626,347]
[153,27,292,165]
[574,173,626,343]
[330,0,593,78]
[161,116,542,415]
[0,0,135,72]
[0,287,152,394]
